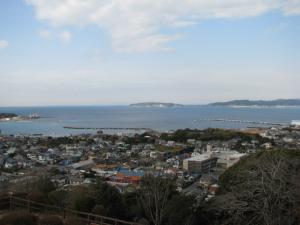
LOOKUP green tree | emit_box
[124,191,144,219]
[67,186,95,212]
[31,176,56,194]
[48,190,68,207]
[92,180,128,219]
[163,194,195,225]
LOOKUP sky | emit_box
[0,0,300,106]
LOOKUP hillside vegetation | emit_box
[160,128,268,143]
[197,150,300,225]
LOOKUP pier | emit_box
[195,118,288,126]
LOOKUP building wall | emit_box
[183,157,217,173]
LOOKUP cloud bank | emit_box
[26,0,300,52]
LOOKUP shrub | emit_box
[27,191,47,203]
[0,211,37,225]
[64,217,86,225]
[67,186,95,213]
[48,190,68,208]
[38,215,63,225]
[31,177,56,194]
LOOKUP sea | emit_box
[0,106,299,136]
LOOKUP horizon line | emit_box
[1,98,299,108]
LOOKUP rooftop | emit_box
[184,153,213,162]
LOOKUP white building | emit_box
[214,150,246,169]
[183,153,217,173]
[291,120,300,126]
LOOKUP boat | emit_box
[29,113,40,119]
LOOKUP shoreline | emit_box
[0,116,39,122]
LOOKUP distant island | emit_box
[209,99,300,107]
[0,113,18,119]
[129,102,184,108]
[130,99,300,108]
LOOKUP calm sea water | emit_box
[0,106,299,136]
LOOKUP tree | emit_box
[48,190,68,207]
[67,186,95,212]
[92,180,128,219]
[123,191,144,219]
[31,176,56,194]
[201,150,300,225]
[163,194,195,225]
[138,175,176,225]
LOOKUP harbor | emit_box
[0,113,40,122]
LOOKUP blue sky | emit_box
[0,0,299,106]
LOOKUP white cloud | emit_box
[282,0,300,15]
[0,40,9,49]
[38,29,51,38]
[26,0,300,52]
[38,29,72,43]
[58,30,72,43]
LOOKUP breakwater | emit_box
[63,126,152,131]
[196,118,288,126]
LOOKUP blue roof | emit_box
[117,168,144,177]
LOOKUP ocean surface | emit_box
[0,106,299,136]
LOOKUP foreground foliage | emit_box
[198,150,300,225]
[0,211,37,225]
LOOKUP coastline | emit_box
[0,106,298,136]
[226,105,300,109]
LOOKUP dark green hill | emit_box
[210,99,300,107]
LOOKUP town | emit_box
[1,124,299,198]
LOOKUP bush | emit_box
[92,204,107,215]
[48,190,68,208]
[0,211,37,225]
[92,180,127,218]
[31,177,56,194]
[163,195,194,225]
[67,186,95,213]
[27,191,47,203]
[38,215,63,225]
[64,217,86,225]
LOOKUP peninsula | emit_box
[209,99,300,107]
[0,112,40,122]
[0,113,18,119]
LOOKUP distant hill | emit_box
[129,102,184,107]
[209,99,300,107]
